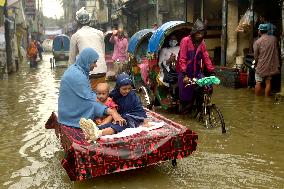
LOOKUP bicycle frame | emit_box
[192,85,213,115]
[186,77,226,133]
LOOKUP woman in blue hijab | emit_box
[110,73,146,120]
[58,48,124,128]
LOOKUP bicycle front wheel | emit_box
[209,104,226,133]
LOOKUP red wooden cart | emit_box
[45,109,198,181]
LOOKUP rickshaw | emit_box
[127,29,155,106]
[128,29,155,85]
[136,21,226,133]
[51,34,70,67]
[134,21,191,109]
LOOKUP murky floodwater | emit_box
[0,53,284,189]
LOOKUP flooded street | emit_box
[0,53,284,189]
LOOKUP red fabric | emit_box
[46,109,198,181]
[177,36,214,73]
[27,41,38,58]
[103,97,117,109]
[95,97,117,125]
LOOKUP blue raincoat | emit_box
[99,73,147,133]
[58,48,107,128]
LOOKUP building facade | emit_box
[0,0,35,77]
[64,0,283,71]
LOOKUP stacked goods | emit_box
[239,72,248,88]
[215,66,240,88]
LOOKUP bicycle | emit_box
[186,76,226,133]
[135,75,226,134]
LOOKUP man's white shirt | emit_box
[69,26,107,75]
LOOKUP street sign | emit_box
[25,0,35,15]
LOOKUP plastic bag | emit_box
[196,76,220,87]
[237,9,257,32]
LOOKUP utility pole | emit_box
[156,0,159,25]
[4,0,12,77]
[107,0,112,29]
[221,0,228,66]
[185,0,187,22]
[37,0,40,40]
[250,0,254,53]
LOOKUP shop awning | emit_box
[8,0,19,6]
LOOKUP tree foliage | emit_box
[42,16,65,28]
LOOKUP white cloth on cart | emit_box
[100,122,164,139]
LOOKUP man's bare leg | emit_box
[265,79,271,97]
[255,82,262,96]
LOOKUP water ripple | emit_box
[0,53,284,188]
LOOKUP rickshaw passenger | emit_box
[79,73,149,141]
[58,48,124,129]
[94,82,118,125]
[158,34,179,87]
[177,19,215,106]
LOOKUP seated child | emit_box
[80,73,149,141]
[95,82,118,125]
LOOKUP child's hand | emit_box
[107,108,126,126]
[113,113,126,126]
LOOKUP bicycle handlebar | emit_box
[185,78,197,87]
[185,76,220,88]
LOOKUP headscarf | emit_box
[74,47,98,76]
[58,48,107,128]
[191,18,206,35]
[110,73,146,120]
[258,24,268,31]
[76,7,90,25]
[114,73,133,91]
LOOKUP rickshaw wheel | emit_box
[135,83,153,109]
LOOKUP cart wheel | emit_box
[172,159,177,167]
